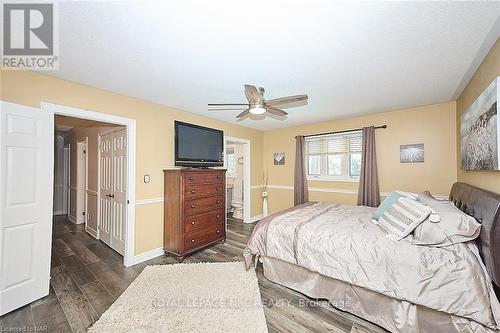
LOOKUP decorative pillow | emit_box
[378,197,434,240]
[372,190,418,222]
[412,191,481,247]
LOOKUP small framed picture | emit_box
[274,152,285,165]
[400,144,424,163]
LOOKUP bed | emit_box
[244,182,500,333]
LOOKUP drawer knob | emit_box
[216,214,220,218]
[191,204,195,208]
[191,221,195,225]
[216,230,220,234]
[216,200,221,204]
[191,239,195,243]
[189,177,194,181]
[191,190,195,194]
[217,175,221,179]
[216,187,220,190]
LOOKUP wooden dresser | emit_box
[163,168,226,262]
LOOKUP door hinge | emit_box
[127,200,129,204]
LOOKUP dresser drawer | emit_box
[184,195,224,215]
[183,172,224,185]
[184,209,224,235]
[184,183,223,200]
[184,227,225,252]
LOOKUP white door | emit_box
[0,101,53,315]
[111,129,127,255]
[99,129,126,255]
[99,132,113,247]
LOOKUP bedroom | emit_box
[0,1,500,332]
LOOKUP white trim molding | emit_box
[42,102,137,267]
[131,247,164,266]
[135,197,164,205]
[250,214,263,223]
[85,226,98,239]
[254,184,448,200]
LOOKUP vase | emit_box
[262,191,269,217]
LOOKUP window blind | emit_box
[306,131,362,155]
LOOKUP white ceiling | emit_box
[45,1,500,130]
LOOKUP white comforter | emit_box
[244,203,500,330]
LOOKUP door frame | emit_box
[76,139,88,225]
[62,144,70,215]
[42,102,136,267]
[223,136,251,224]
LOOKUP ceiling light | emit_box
[250,106,266,114]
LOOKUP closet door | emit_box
[99,129,126,255]
[99,132,113,246]
[110,129,126,255]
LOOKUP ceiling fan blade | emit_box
[208,108,247,111]
[265,106,288,117]
[265,94,308,106]
[244,85,261,103]
[236,108,251,118]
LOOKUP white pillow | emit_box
[412,191,481,246]
[378,197,437,240]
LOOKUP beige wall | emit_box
[262,102,458,213]
[1,70,263,255]
[456,38,500,193]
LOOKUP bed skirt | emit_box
[261,256,496,333]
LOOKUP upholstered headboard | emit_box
[449,182,500,287]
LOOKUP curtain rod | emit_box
[296,125,387,139]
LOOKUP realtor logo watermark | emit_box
[2,1,58,70]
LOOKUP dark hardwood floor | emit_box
[0,216,384,333]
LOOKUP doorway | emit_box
[224,136,251,223]
[46,102,137,267]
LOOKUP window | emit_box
[305,131,362,181]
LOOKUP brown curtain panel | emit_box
[357,127,380,207]
[294,136,309,206]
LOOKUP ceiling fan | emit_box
[208,84,308,119]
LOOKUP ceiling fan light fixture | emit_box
[249,105,266,115]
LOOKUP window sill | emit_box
[307,176,359,183]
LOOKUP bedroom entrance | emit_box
[224,136,251,223]
[54,115,127,256]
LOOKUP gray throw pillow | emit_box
[412,191,481,247]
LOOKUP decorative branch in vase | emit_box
[262,171,269,217]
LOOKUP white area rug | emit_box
[88,261,268,333]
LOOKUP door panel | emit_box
[0,101,53,315]
[99,129,126,255]
[99,132,113,246]
[110,129,126,255]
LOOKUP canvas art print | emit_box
[400,144,424,163]
[461,77,500,171]
[274,152,285,165]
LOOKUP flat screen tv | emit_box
[174,121,224,167]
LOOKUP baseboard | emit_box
[131,247,164,266]
[250,214,263,223]
[85,225,98,239]
[68,215,78,224]
[53,210,64,216]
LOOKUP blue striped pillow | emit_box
[378,197,433,240]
